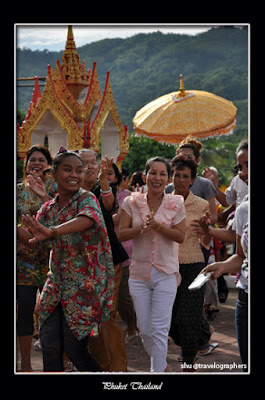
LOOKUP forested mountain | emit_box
[16,26,248,184]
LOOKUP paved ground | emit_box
[16,288,246,375]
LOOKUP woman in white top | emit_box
[202,138,248,208]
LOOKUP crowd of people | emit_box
[16,135,249,373]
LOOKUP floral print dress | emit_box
[36,188,114,341]
[17,177,57,287]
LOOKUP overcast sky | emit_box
[16,24,215,51]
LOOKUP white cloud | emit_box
[16,24,212,51]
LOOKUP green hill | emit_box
[16,26,248,184]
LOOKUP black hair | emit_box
[129,171,145,189]
[236,138,248,155]
[24,144,53,178]
[111,163,122,186]
[121,167,130,179]
[52,151,84,172]
[176,136,203,161]
[171,155,197,179]
[25,144,53,166]
[143,156,171,177]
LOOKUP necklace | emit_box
[147,194,164,214]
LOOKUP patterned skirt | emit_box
[169,262,211,365]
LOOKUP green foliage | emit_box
[122,133,177,173]
[122,133,243,187]
[17,108,26,125]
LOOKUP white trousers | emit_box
[129,267,177,372]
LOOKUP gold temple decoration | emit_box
[179,74,186,97]
[173,74,195,101]
[17,25,129,168]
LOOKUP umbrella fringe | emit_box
[134,119,236,145]
[134,131,178,146]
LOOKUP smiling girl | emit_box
[17,151,114,372]
[118,156,186,372]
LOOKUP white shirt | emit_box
[225,175,248,207]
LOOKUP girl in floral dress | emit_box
[18,151,114,372]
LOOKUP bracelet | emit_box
[49,227,58,238]
[100,187,112,194]
[101,190,113,197]
[155,222,163,232]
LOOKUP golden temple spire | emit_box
[61,25,89,98]
[67,25,74,41]
[65,25,76,52]
[62,25,80,70]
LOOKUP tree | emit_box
[122,133,176,174]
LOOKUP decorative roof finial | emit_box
[67,25,74,41]
[63,25,78,56]
[179,74,186,97]
[171,74,195,103]
[61,25,88,97]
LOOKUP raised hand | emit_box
[27,173,46,197]
[21,214,51,244]
[197,211,212,233]
[98,156,114,182]
[202,167,219,187]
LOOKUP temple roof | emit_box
[17,25,129,165]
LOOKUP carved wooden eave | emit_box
[90,71,129,156]
[54,60,83,120]
[18,77,42,130]
[82,62,102,119]
[17,77,42,157]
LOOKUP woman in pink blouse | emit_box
[118,157,186,372]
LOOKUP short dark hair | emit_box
[129,171,145,189]
[171,155,197,179]
[24,145,53,178]
[176,136,203,161]
[25,144,53,166]
[144,156,171,177]
[236,138,248,155]
[53,151,84,172]
[111,163,122,186]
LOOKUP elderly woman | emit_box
[80,149,128,372]
[118,156,186,372]
[169,156,213,371]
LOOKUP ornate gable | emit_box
[90,71,129,154]
[17,25,129,168]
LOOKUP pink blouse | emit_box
[122,192,186,282]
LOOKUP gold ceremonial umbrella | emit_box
[133,75,237,144]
